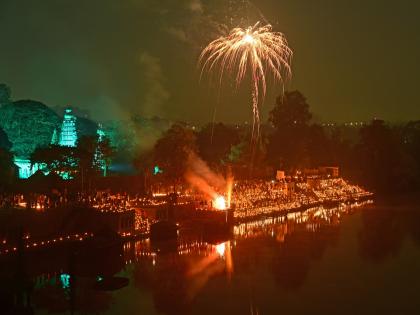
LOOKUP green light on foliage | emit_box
[60,273,71,289]
[154,165,162,175]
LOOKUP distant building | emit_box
[59,108,77,147]
[276,170,285,181]
[15,107,79,179]
[13,107,110,179]
[303,168,320,177]
[319,166,339,178]
[15,158,40,179]
[303,166,339,179]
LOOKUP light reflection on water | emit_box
[5,199,420,314]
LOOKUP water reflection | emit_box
[4,199,420,314]
[129,238,233,315]
[358,199,420,263]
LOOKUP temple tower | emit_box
[59,108,77,147]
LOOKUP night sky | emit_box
[0,0,419,123]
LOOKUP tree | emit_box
[196,123,240,169]
[30,145,75,175]
[103,116,170,166]
[305,124,332,166]
[0,147,15,191]
[133,149,154,195]
[402,121,420,169]
[97,137,115,177]
[267,91,313,171]
[0,127,12,150]
[0,100,60,158]
[75,135,99,189]
[269,91,312,130]
[134,149,154,173]
[355,119,417,191]
[153,123,197,190]
[103,120,138,163]
[0,83,11,106]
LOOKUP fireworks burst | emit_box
[199,22,292,135]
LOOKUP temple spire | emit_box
[59,108,77,147]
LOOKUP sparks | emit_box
[199,22,292,135]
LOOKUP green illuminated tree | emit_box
[0,127,12,150]
[97,137,115,177]
[30,145,75,175]
[0,100,60,158]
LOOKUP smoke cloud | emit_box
[184,151,226,199]
[138,52,170,117]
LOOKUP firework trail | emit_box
[199,21,292,136]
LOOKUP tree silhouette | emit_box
[30,145,75,175]
[0,147,15,191]
[74,135,99,190]
[153,123,197,190]
[97,137,115,177]
[269,91,312,129]
[196,122,240,169]
[356,119,417,191]
[267,91,314,171]
[0,83,11,106]
[0,126,12,150]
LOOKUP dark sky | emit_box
[1,0,419,123]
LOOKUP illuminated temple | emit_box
[57,108,77,147]
[15,108,79,178]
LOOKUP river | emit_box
[5,199,420,314]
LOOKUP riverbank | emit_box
[232,192,374,224]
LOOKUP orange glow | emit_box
[226,175,234,208]
[215,241,234,276]
[214,196,226,210]
[215,242,225,257]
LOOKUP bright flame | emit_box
[215,243,225,257]
[199,22,292,135]
[214,196,227,210]
[226,175,234,208]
